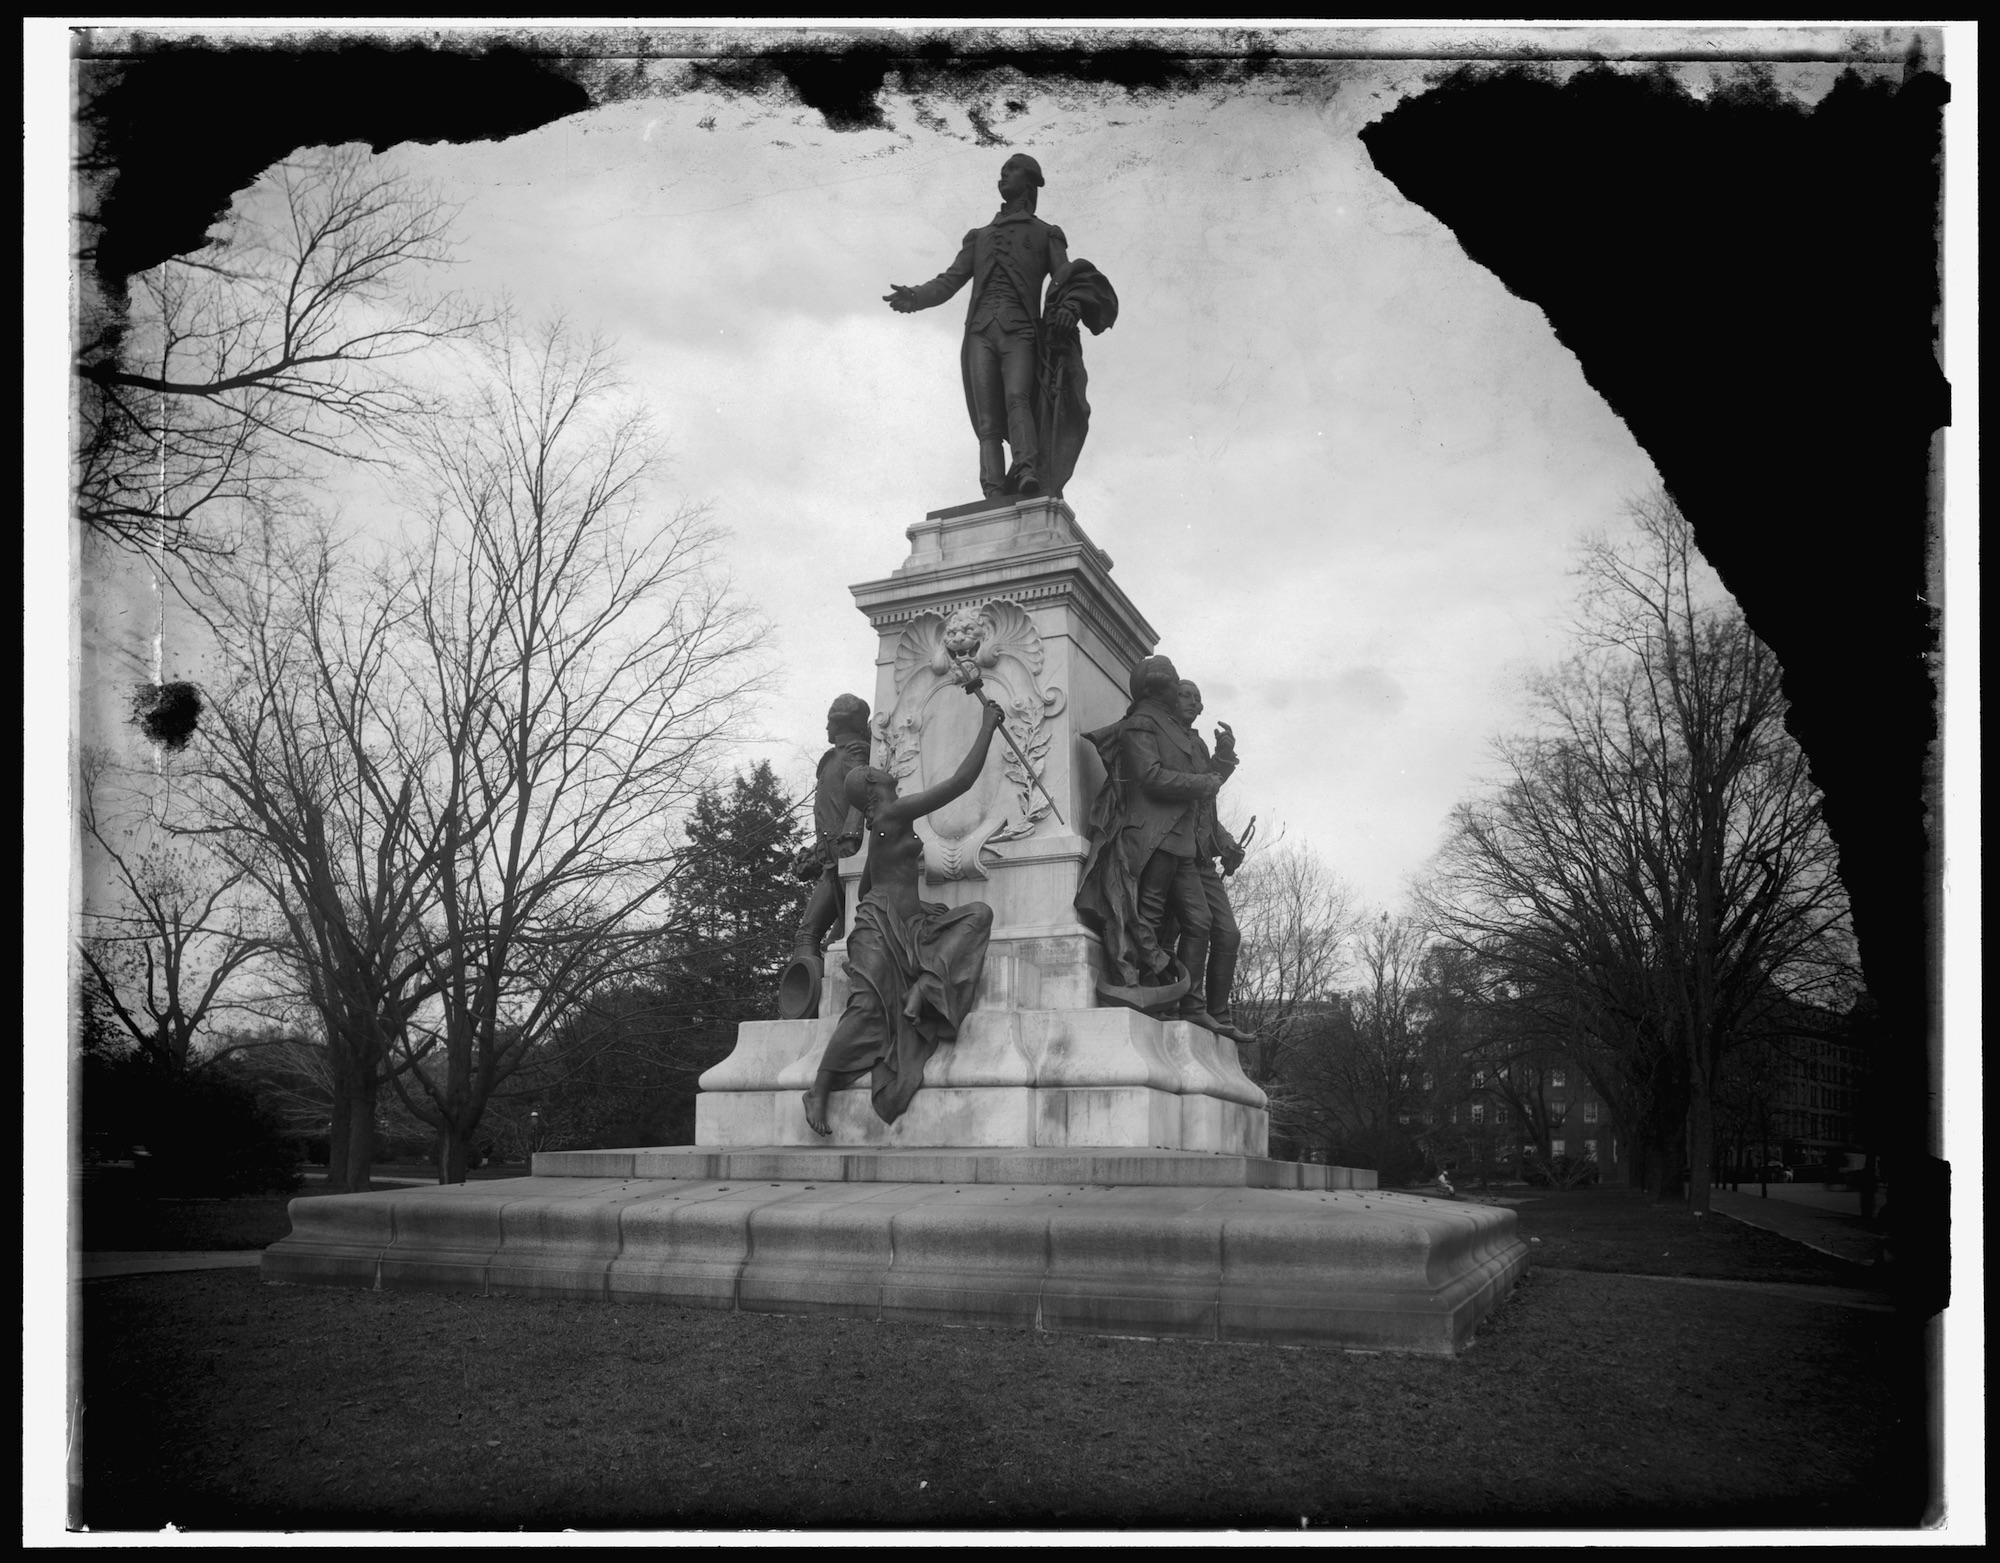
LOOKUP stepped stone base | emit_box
[262,1151,1527,1354]
[698,1007,1270,1153]
[530,1145,1376,1189]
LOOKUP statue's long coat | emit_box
[902,207,1118,497]
[1073,697,1212,987]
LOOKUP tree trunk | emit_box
[339,1070,378,1192]
[1645,1118,1687,1200]
[327,1091,352,1194]
[437,1118,471,1185]
[1686,1050,1715,1215]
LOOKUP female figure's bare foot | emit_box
[802,1085,833,1136]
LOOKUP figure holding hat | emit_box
[790,697,875,952]
[884,154,1118,501]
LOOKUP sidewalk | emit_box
[75,1251,266,1281]
[1710,1187,1886,1267]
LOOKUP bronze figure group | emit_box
[1074,657,1254,1044]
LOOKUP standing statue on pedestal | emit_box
[1073,655,1224,1029]
[1176,679,1258,1046]
[802,694,1007,1136]
[884,153,1118,501]
[779,695,875,1020]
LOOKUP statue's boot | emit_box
[1175,998,1223,1033]
[1209,1010,1259,1046]
[1013,467,1043,497]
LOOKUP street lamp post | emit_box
[528,1110,541,1163]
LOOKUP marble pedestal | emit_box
[259,495,1529,1352]
[697,1008,1269,1153]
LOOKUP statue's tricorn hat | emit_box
[1007,153,1045,187]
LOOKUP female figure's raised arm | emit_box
[882,698,1006,824]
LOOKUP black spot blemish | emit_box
[1363,59,1948,1315]
[963,103,1007,146]
[75,39,592,287]
[131,681,202,749]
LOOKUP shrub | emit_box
[1522,1152,1601,1189]
[83,1051,303,1197]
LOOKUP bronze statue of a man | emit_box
[884,153,1118,501]
[792,694,874,967]
[1177,679,1256,1046]
[1074,655,1224,1030]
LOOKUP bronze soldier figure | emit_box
[884,153,1117,501]
[779,695,874,1019]
[1177,679,1256,1046]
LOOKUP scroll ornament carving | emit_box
[873,600,1065,882]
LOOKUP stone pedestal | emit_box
[262,1154,1531,1355]
[841,494,1154,1009]
[259,493,1529,1353]
[696,1009,1268,1153]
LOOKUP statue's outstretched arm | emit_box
[885,699,1005,821]
[886,233,976,313]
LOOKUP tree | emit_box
[502,763,811,1153]
[74,144,472,571]
[1426,492,1855,1211]
[194,523,448,1192]
[1259,909,1435,1180]
[76,749,272,1076]
[1227,845,1355,1060]
[195,319,765,1187]
[383,322,765,1181]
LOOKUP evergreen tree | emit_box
[508,763,810,1151]
[671,760,812,1015]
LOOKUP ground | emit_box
[71,1182,1929,1532]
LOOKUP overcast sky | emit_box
[318,68,1680,910]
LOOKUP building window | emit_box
[1551,1139,1566,1157]
[1493,1104,1508,1126]
[1584,1139,1598,1161]
[1582,1102,1597,1124]
[1422,1072,1434,1092]
[1550,1068,1566,1087]
[1471,1102,1484,1124]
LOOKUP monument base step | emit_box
[530,1144,1376,1189]
[261,1164,1526,1355]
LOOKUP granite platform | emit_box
[262,1149,1528,1354]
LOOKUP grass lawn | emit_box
[1498,1188,1874,1287]
[76,1237,1928,1531]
